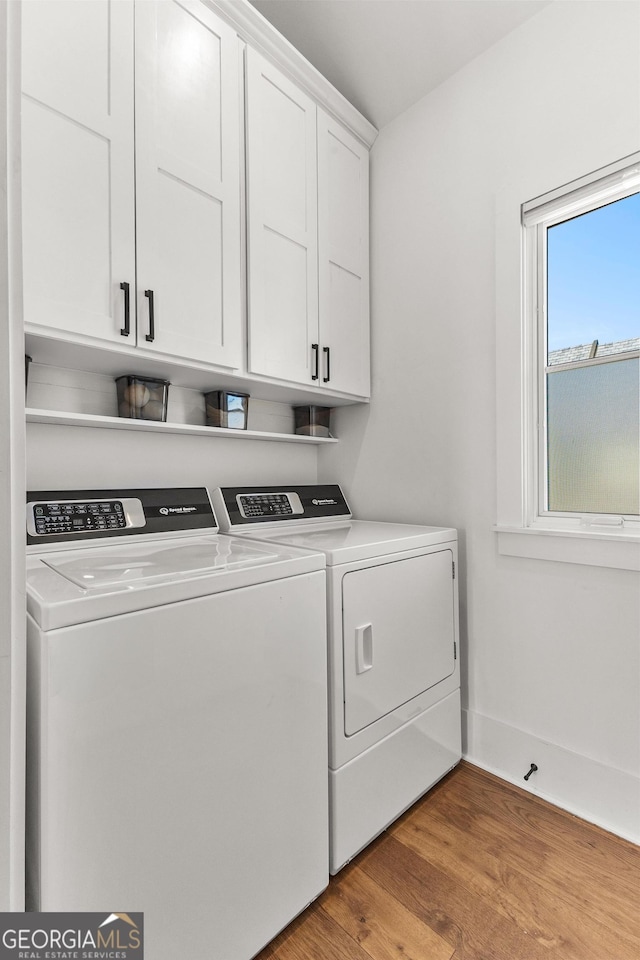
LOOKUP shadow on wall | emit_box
[318,400,471,730]
[317,402,372,505]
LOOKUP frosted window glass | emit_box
[547,358,639,515]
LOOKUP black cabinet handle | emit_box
[119,281,130,337]
[311,343,319,381]
[323,346,331,383]
[144,289,155,342]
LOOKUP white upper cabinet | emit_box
[245,48,319,386]
[21,0,374,402]
[246,48,370,398]
[21,0,135,344]
[134,0,242,367]
[317,109,370,398]
[22,0,242,369]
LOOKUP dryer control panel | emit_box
[214,484,351,530]
[237,492,304,520]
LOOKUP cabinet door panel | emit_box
[21,0,135,343]
[141,173,224,358]
[22,103,112,323]
[318,111,370,397]
[22,0,110,130]
[135,0,242,368]
[155,0,224,185]
[260,81,310,239]
[323,263,370,392]
[261,230,311,376]
[246,48,318,385]
[326,132,363,274]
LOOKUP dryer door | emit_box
[343,549,456,736]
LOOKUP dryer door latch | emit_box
[355,623,373,674]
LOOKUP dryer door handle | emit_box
[355,623,373,674]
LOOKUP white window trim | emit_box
[495,154,640,571]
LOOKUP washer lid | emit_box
[238,519,457,565]
[43,537,278,589]
[27,534,325,630]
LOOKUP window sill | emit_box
[494,525,640,571]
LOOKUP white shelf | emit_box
[26,408,337,444]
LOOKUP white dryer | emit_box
[26,487,328,960]
[212,484,461,873]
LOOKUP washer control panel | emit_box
[237,492,304,520]
[27,498,145,538]
[26,487,217,547]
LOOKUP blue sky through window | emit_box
[547,192,640,352]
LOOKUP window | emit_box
[495,154,640,570]
[523,158,640,533]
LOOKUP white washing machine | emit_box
[212,484,461,873]
[26,487,328,960]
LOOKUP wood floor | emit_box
[257,761,640,960]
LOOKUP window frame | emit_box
[527,178,640,529]
[495,153,640,570]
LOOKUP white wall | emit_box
[321,0,640,840]
[26,420,318,492]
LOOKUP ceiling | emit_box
[249,0,550,130]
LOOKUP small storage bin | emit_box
[293,405,331,438]
[204,390,250,430]
[116,375,170,421]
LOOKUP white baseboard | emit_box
[462,708,640,846]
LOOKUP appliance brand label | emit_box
[157,505,198,516]
[312,499,337,506]
[0,913,143,960]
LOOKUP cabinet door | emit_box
[318,110,370,397]
[246,48,319,385]
[134,0,242,368]
[21,0,135,343]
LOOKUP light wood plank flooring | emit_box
[257,761,640,960]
